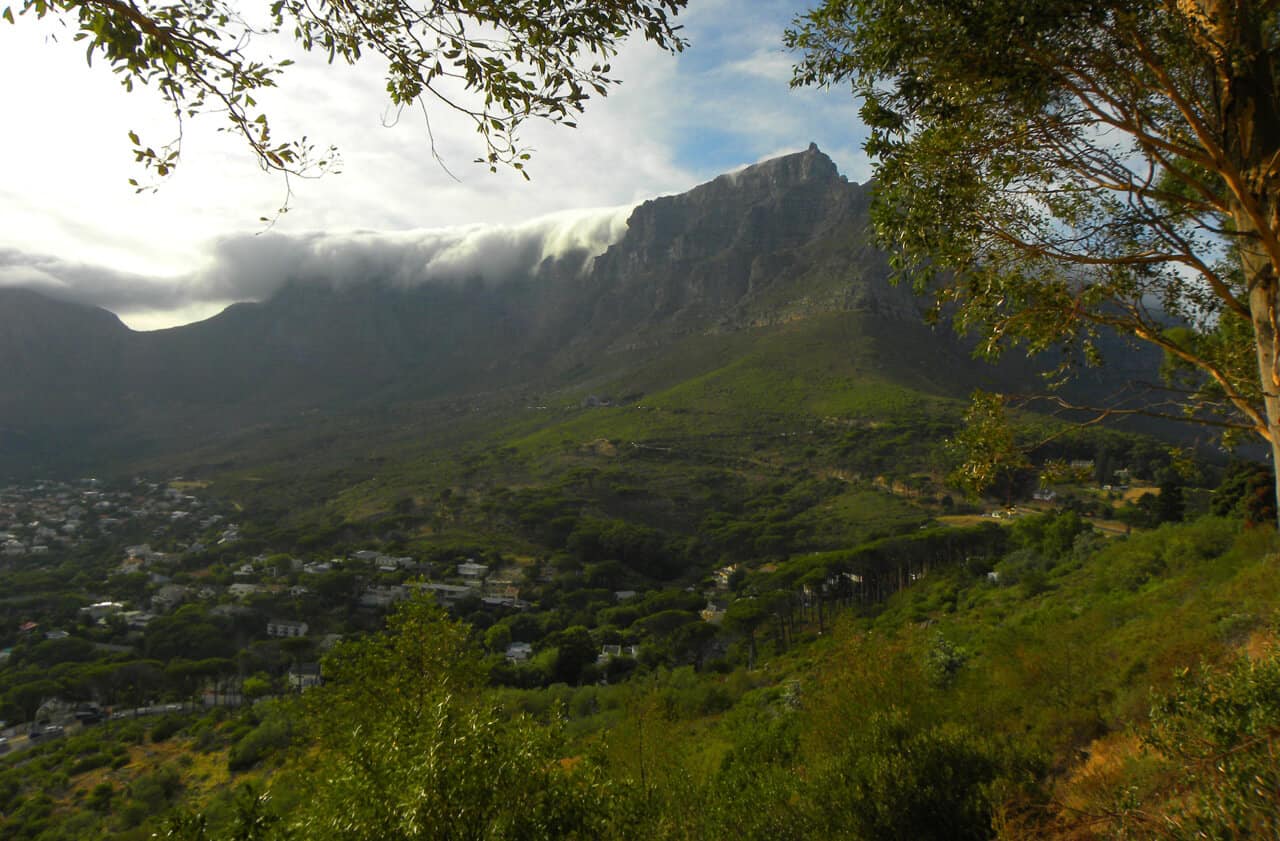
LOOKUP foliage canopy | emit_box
[788,0,1280,509]
[5,0,686,191]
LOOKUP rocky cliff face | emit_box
[537,144,919,352]
[586,142,916,332]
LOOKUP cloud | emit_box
[203,204,635,295]
[0,204,637,329]
[0,249,191,311]
[0,1,875,330]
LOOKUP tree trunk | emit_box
[1245,258,1280,524]
[1218,0,1280,526]
[1159,4,1280,522]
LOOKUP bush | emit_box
[149,714,185,742]
[1142,650,1280,837]
[228,716,293,772]
[813,713,1003,841]
[68,752,112,777]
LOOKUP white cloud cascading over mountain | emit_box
[0,203,636,329]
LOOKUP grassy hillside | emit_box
[3,298,1236,840]
[5,514,1277,840]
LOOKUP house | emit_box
[597,644,640,665]
[1068,460,1095,481]
[457,560,489,579]
[210,603,254,620]
[122,611,155,630]
[124,543,157,562]
[701,599,728,623]
[202,683,244,708]
[152,584,190,612]
[485,582,521,601]
[115,558,145,575]
[614,590,638,602]
[228,582,261,600]
[359,585,408,609]
[351,550,381,562]
[712,564,740,589]
[505,642,533,662]
[288,663,322,691]
[267,619,309,638]
[81,601,124,621]
[418,583,471,606]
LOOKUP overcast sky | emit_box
[0,0,869,330]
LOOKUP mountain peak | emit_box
[709,143,843,196]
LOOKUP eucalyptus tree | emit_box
[5,0,686,189]
[788,1,1280,514]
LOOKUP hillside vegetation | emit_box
[4,511,1278,840]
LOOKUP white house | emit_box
[359,585,408,609]
[228,582,261,600]
[81,601,124,620]
[267,619,309,638]
[458,560,489,579]
[505,642,533,662]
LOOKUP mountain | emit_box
[0,145,1155,478]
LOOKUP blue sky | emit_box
[0,0,871,328]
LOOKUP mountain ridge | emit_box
[0,145,1148,478]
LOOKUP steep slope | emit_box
[0,289,141,472]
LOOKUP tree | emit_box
[788,1,1280,518]
[291,596,611,839]
[1212,459,1278,523]
[1156,467,1187,523]
[5,0,686,194]
[546,624,596,685]
[947,390,1030,504]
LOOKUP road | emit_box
[0,702,193,759]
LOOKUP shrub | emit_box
[1143,651,1280,837]
[149,714,185,743]
[813,713,1002,841]
[228,716,293,772]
